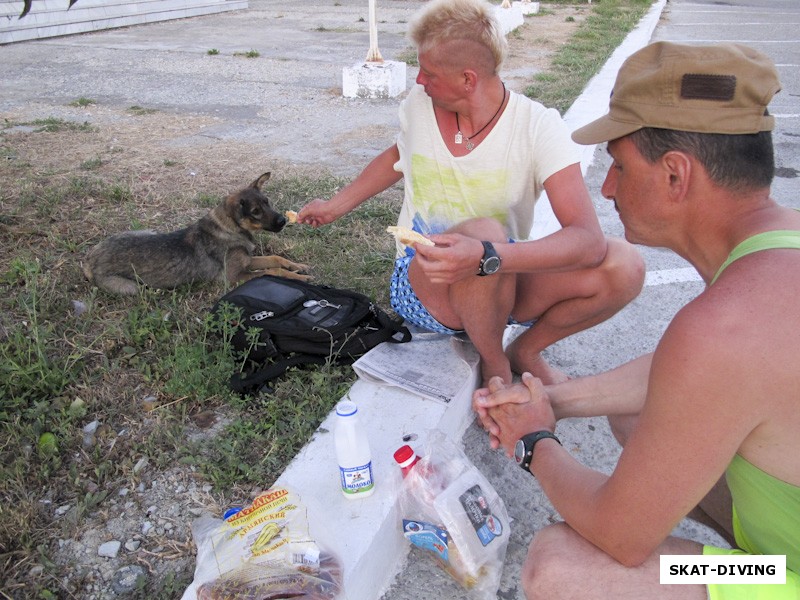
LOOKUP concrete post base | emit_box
[342,60,407,99]
[514,1,540,15]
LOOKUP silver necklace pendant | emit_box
[465,139,474,151]
[455,131,463,145]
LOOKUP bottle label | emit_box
[339,462,374,494]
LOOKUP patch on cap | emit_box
[681,74,736,101]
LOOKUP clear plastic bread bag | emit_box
[396,430,510,599]
[181,486,343,600]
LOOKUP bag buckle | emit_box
[250,310,274,322]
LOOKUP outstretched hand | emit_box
[297,198,337,228]
[472,372,557,455]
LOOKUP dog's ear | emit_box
[252,172,271,191]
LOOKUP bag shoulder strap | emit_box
[230,353,329,395]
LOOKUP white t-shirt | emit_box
[393,84,581,256]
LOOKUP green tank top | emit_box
[729,455,800,573]
[712,230,800,572]
[710,230,800,285]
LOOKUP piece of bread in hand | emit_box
[285,210,298,224]
[387,225,435,247]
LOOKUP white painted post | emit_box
[366,0,383,62]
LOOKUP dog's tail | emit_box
[82,245,99,283]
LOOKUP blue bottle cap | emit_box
[336,400,357,417]
[223,507,242,520]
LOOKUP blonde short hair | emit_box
[408,0,507,74]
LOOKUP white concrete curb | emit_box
[275,347,480,600]
[530,0,667,240]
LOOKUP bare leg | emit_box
[523,522,708,600]
[508,238,645,384]
[409,219,516,384]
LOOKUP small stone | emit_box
[132,457,148,474]
[141,522,153,535]
[72,299,88,316]
[97,540,121,558]
[55,504,71,516]
[142,395,157,411]
[124,539,140,552]
[110,564,147,594]
[82,432,96,449]
[29,564,44,577]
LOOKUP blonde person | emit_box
[475,42,800,599]
[298,0,644,386]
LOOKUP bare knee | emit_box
[602,238,645,304]
[522,523,578,599]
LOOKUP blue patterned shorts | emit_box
[390,255,464,335]
[390,255,536,335]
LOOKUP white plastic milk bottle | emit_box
[334,400,375,499]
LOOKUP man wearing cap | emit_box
[474,41,800,599]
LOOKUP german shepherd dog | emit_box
[83,173,310,295]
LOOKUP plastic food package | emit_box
[181,487,343,600]
[397,430,510,599]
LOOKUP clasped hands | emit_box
[472,372,557,456]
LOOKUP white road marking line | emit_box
[645,267,702,287]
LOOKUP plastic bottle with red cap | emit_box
[393,444,421,478]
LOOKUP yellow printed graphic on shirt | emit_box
[410,154,509,233]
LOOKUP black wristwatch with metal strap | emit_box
[477,241,501,276]
[514,430,561,474]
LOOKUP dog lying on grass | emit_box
[83,172,310,295]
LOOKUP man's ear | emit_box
[661,150,692,202]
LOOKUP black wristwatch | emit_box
[477,241,501,276]
[514,430,561,474]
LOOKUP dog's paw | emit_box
[288,262,310,274]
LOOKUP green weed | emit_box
[30,117,94,133]
[69,97,96,107]
[128,105,158,115]
[525,0,652,114]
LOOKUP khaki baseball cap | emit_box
[572,41,781,145]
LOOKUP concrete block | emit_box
[274,338,480,600]
[342,60,407,99]
[493,4,523,34]
[0,0,249,44]
[513,0,539,15]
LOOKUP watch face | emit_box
[514,439,525,464]
[483,256,501,274]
